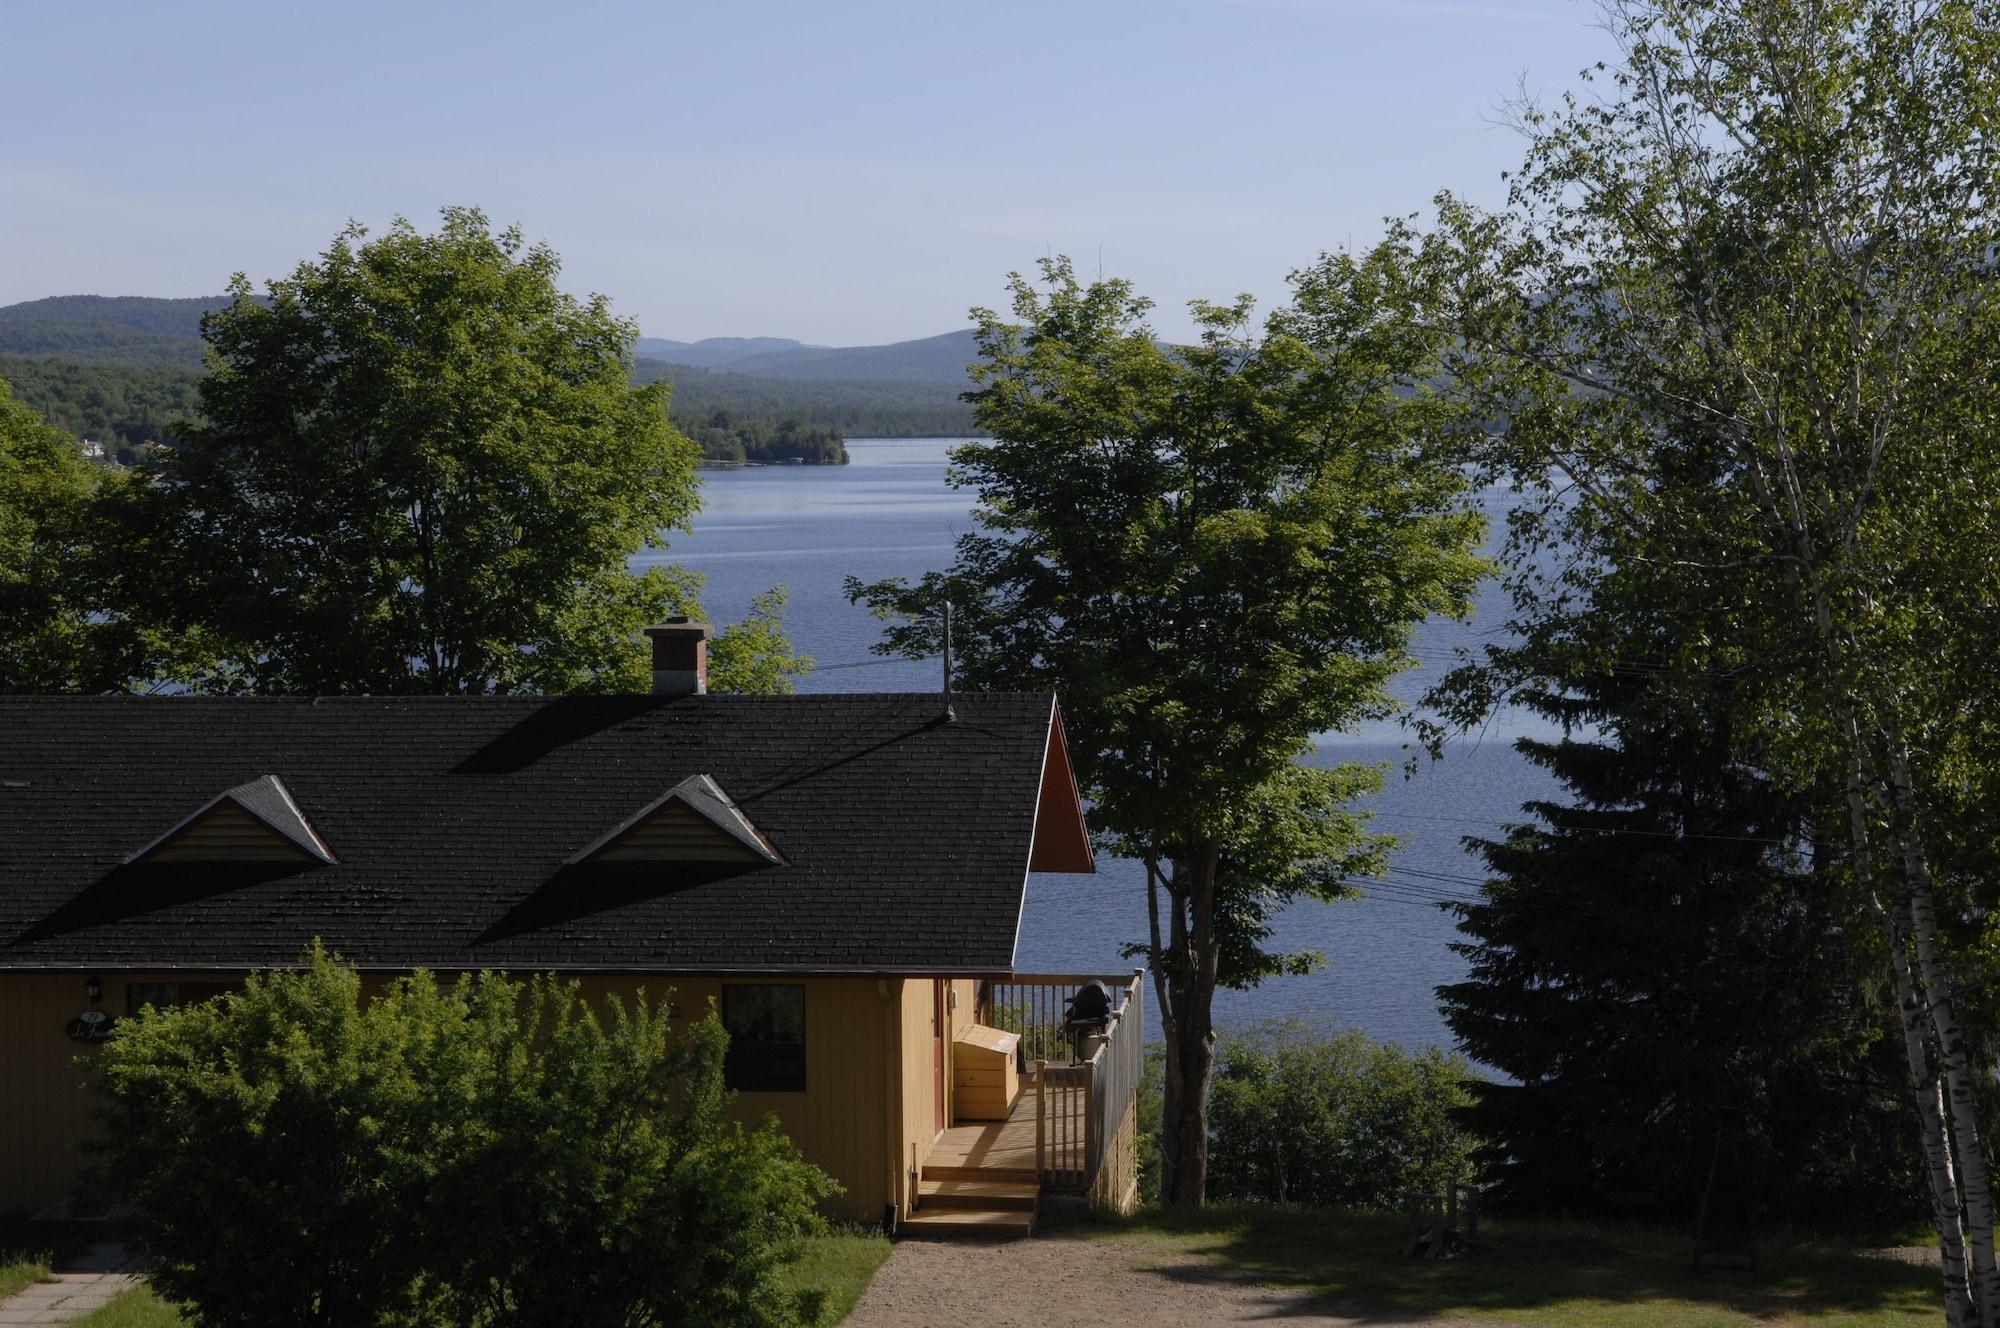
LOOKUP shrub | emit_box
[1207,1018,1477,1210]
[429,979,836,1328]
[88,945,834,1328]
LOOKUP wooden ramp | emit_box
[903,1069,1084,1239]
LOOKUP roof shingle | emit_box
[0,692,1059,973]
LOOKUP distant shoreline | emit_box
[697,458,843,470]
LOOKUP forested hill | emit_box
[629,358,974,437]
[0,297,982,390]
[0,295,980,460]
[0,353,974,456]
[635,329,982,384]
[0,357,201,459]
[0,295,230,369]
[633,335,804,368]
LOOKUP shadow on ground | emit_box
[1041,1206,1943,1327]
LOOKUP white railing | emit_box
[1000,970,1144,1195]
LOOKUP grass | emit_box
[0,1256,53,1301]
[68,1287,183,1328]
[781,1225,895,1322]
[1056,1204,1945,1328]
[0,1217,75,1302]
[54,1226,895,1328]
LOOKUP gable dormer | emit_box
[124,774,337,866]
[568,774,782,867]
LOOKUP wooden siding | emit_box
[895,977,936,1217]
[0,971,893,1223]
[585,803,764,863]
[951,1025,1019,1121]
[140,802,316,863]
[0,973,117,1214]
[1027,708,1094,873]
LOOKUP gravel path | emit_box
[846,1234,1494,1328]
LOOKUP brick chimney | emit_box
[642,618,712,697]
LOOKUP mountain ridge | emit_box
[0,296,978,386]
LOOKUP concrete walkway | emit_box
[0,1245,140,1326]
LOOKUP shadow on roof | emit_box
[471,860,769,945]
[453,696,676,775]
[9,862,318,948]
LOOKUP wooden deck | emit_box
[924,1068,1083,1182]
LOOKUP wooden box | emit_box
[952,1024,1021,1122]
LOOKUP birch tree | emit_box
[1421,2,2000,1318]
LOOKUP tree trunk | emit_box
[1737,441,1987,1322]
[1882,730,2000,1328]
[1146,848,1222,1209]
[1885,882,1974,1326]
[1829,711,1974,1323]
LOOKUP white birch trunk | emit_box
[1828,713,1975,1324]
[1883,736,2000,1328]
[1884,886,1976,1325]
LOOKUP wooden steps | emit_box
[918,1178,1039,1211]
[901,1206,1036,1238]
[903,1067,1086,1240]
[918,1164,1038,1184]
[908,1166,1039,1239]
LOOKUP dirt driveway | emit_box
[846,1233,1494,1328]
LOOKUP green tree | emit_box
[153,208,804,695]
[710,588,815,694]
[849,254,1487,1205]
[1416,2,2000,1316]
[90,947,834,1328]
[1439,644,1915,1223]
[0,378,144,691]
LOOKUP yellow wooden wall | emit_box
[0,971,899,1223]
[893,977,933,1214]
[0,973,114,1216]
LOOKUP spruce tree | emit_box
[1441,664,1915,1223]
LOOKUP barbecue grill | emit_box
[1063,979,1116,1062]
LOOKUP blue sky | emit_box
[1,1,1616,345]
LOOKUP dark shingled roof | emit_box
[0,693,1063,973]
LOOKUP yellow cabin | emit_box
[0,623,1141,1238]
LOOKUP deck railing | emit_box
[999,970,1144,1196]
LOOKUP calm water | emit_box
[644,439,1560,1052]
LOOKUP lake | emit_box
[644,438,1561,1053]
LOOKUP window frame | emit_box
[721,983,807,1093]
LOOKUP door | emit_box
[932,979,948,1132]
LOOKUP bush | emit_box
[88,945,834,1328]
[1206,1019,1477,1210]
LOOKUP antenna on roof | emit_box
[942,599,957,725]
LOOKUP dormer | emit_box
[568,774,782,867]
[124,774,336,866]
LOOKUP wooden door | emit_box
[932,980,947,1132]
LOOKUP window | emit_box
[722,984,806,1092]
[126,981,233,1016]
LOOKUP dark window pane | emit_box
[126,981,233,1016]
[722,984,806,1092]
[126,983,177,1015]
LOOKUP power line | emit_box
[1362,806,1793,847]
